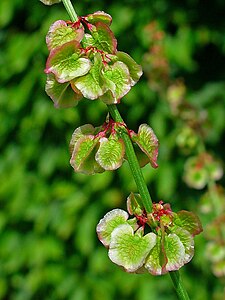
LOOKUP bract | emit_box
[88,22,117,53]
[116,51,143,85]
[95,137,125,170]
[85,11,112,26]
[127,193,144,216]
[174,210,203,237]
[45,41,91,83]
[46,20,84,51]
[96,209,129,247]
[45,74,82,108]
[70,135,103,174]
[145,233,186,275]
[131,124,158,168]
[73,53,106,100]
[108,224,157,272]
[69,124,96,154]
[100,61,131,103]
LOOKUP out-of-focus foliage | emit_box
[0,0,225,299]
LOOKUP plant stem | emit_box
[62,0,78,22]
[107,104,152,213]
[170,271,190,300]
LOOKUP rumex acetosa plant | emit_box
[40,1,203,299]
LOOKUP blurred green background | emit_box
[0,0,225,299]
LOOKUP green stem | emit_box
[108,104,152,213]
[62,0,78,22]
[170,271,190,300]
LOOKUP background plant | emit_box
[0,0,225,299]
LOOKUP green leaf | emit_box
[73,53,106,100]
[108,224,156,272]
[116,51,143,85]
[96,209,129,247]
[174,210,203,236]
[45,74,82,108]
[45,41,91,83]
[89,22,117,53]
[131,124,158,168]
[70,135,103,174]
[95,137,125,170]
[85,11,112,26]
[46,20,84,51]
[69,124,96,154]
[100,61,131,103]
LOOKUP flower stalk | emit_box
[58,1,192,299]
[170,271,190,300]
[62,0,78,21]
